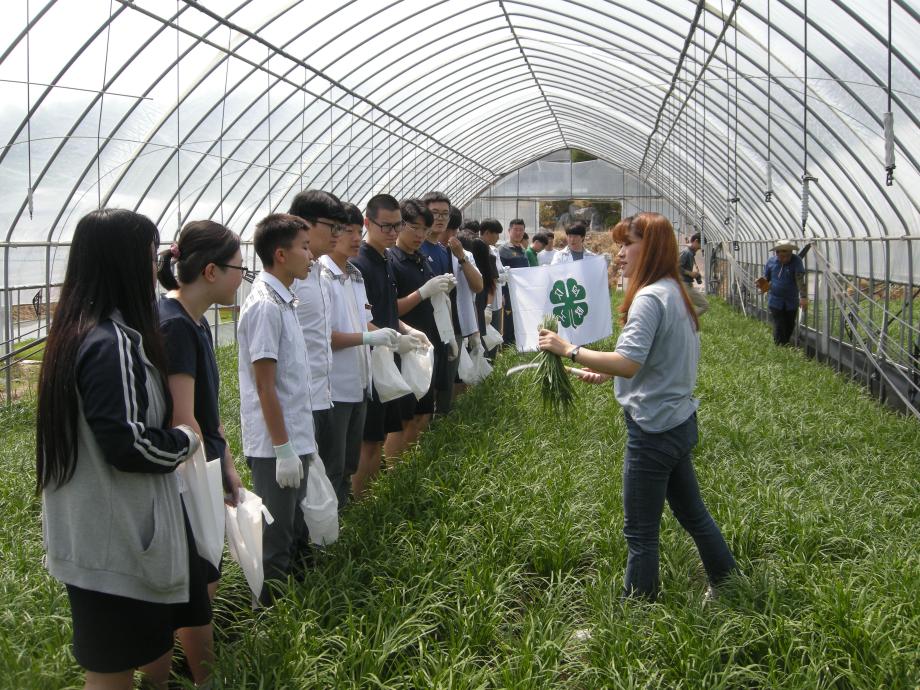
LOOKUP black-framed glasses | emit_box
[369,218,402,234]
[216,262,250,273]
[430,211,449,220]
[313,219,347,236]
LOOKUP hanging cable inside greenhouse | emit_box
[175,0,182,232]
[300,65,306,191]
[219,25,230,225]
[800,0,816,233]
[732,14,739,213]
[25,0,33,219]
[883,0,895,187]
[96,0,114,209]
[764,0,773,203]
[266,44,271,207]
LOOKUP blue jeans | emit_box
[622,411,736,598]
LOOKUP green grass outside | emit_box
[1,298,918,688]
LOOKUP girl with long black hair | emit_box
[37,209,204,689]
[156,219,244,685]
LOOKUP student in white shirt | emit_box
[319,202,399,507]
[552,221,596,264]
[288,189,351,493]
[237,213,315,605]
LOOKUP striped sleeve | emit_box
[77,322,192,474]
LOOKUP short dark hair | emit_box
[366,193,400,220]
[422,191,451,206]
[400,198,433,228]
[480,218,502,235]
[566,221,588,237]
[341,201,364,226]
[522,232,529,240]
[532,232,550,246]
[157,220,240,291]
[288,189,347,223]
[460,219,480,234]
[447,205,462,230]
[510,218,525,228]
[690,232,701,244]
[254,213,309,267]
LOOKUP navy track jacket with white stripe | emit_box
[42,314,195,604]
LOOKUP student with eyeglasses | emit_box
[289,190,353,506]
[349,194,432,498]
[155,219,245,684]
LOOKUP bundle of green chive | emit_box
[534,314,576,414]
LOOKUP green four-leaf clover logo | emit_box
[550,278,589,328]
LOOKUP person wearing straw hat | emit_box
[758,239,808,345]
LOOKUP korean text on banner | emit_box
[508,255,612,352]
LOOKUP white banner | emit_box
[508,255,612,352]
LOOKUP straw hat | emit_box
[772,239,797,252]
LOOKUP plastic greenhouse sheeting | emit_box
[1,0,918,282]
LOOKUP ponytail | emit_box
[156,220,240,291]
[157,247,180,291]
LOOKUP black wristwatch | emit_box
[457,256,467,265]
[568,346,581,362]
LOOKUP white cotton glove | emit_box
[418,274,454,300]
[396,333,425,354]
[405,326,431,348]
[175,424,201,458]
[447,337,461,362]
[362,327,400,348]
[470,335,484,356]
[483,305,493,324]
[273,441,303,489]
[496,267,509,287]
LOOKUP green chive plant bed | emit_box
[1,298,918,688]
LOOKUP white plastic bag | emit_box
[429,291,455,345]
[300,455,339,546]
[371,345,412,402]
[482,322,503,350]
[470,340,493,382]
[225,488,273,599]
[457,342,478,384]
[401,345,434,400]
[177,442,225,570]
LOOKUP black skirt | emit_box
[66,510,213,673]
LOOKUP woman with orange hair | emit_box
[539,212,736,600]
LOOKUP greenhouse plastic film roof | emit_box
[1,0,918,255]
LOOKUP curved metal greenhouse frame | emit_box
[1,0,919,415]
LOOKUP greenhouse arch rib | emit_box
[0,0,915,247]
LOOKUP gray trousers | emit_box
[247,454,310,603]
[327,400,367,508]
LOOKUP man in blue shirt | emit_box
[761,239,808,345]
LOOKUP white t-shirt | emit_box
[293,268,333,411]
[538,249,556,265]
[319,255,373,404]
[237,272,316,458]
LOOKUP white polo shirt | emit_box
[237,271,316,458]
[319,255,373,404]
[293,267,333,411]
[538,249,556,265]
